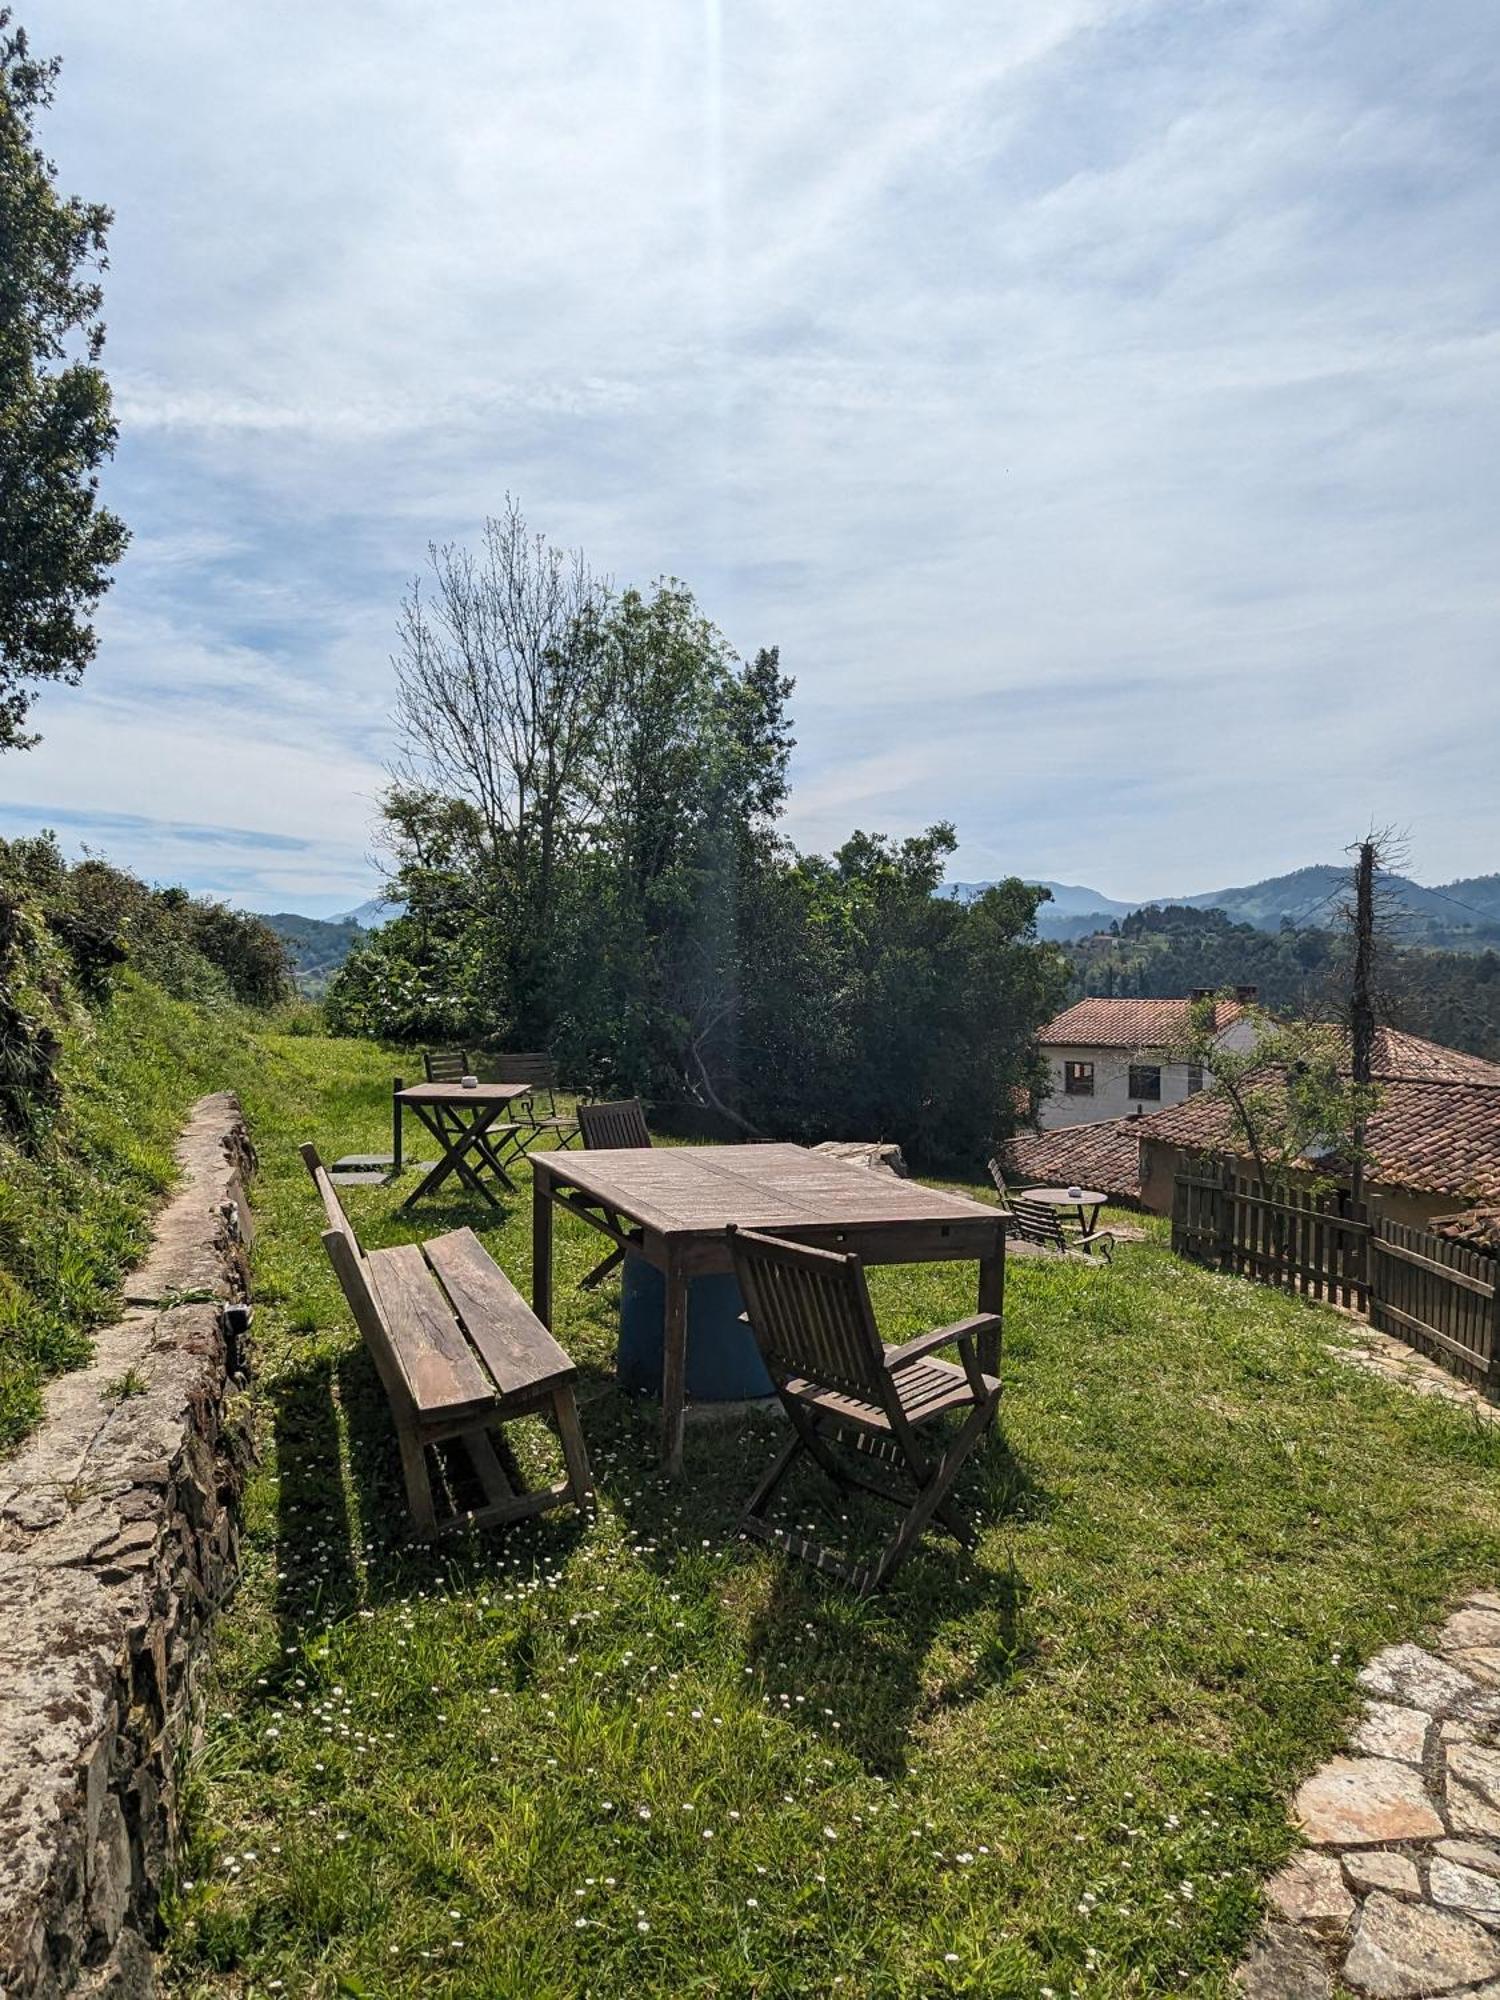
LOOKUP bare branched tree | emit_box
[390,499,613,1014]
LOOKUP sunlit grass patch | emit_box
[161,1030,1500,1998]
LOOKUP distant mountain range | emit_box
[335,895,401,928]
[262,865,1500,996]
[950,868,1500,948]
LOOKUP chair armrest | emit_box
[886,1314,1003,1370]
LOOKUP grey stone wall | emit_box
[0,1094,255,2000]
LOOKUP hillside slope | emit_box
[0,976,258,1448]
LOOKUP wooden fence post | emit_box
[1216,1160,1236,1275]
[392,1076,404,1177]
[1487,1256,1500,1404]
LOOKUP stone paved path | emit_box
[1238,1595,1500,1998]
[1341,1325,1500,1427]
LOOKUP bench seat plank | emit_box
[366,1242,497,1420]
[423,1227,576,1398]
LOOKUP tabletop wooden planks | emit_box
[395,1081,531,1106]
[539,1143,1001,1238]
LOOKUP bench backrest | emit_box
[299,1142,415,1415]
[299,1142,362,1263]
[727,1225,891,1407]
[578,1098,651,1150]
[1009,1196,1069,1249]
[424,1048,470,1083]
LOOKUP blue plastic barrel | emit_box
[617,1258,773,1401]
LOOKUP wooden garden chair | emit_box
[725,1224,1003,1594]
[577,1098,652,1150]
[987,1159,1114,1260]
[301,1145,594,1538]
[488,1051,581,1166]
[572,1098,653,1288]
[1009,1194,1115,1261]
[417,1048,482,1161]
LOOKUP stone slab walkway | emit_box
[1239,1596,1500,1998]
[1341,1326,1500,1427]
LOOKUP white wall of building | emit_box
[1038,1019,1257,1131]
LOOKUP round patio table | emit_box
[1023,1186,1108,1233]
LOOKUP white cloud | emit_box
[21,0,1500,905]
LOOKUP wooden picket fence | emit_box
[1173,1163,1500,1395]
[1370,1221,1500,1392]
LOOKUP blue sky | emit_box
[10,0,1499,916]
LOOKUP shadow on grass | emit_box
[732,1430,1043,1775]
[320,1342,591,1606]
[585,1388,1046,1777]
[271,1353,361,1643]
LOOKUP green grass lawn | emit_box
[162,1030,1500,1998]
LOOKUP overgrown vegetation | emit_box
[326,503,1068,1166]
[162,1030,1500,1998]
[0,836,293,1446]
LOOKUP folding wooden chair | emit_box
[726,1225,1003,1594]
[577,1098,652,1150]
[487,1052,581,1168]
[574,1098,653,1288]
[423,1048,472,1083]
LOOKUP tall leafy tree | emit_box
[0,13,127,749]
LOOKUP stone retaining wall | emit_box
[0,1094,255,1999]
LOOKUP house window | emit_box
[1186,1064,1204,1095]
[1128,1063,1162,1100]
[1063,1061,1095,1096]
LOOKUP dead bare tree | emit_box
[391,499,613,1022]
[1339,827,1405,1202]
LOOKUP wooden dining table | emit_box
[531,1143,1008,1473]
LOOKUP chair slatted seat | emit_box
[726,1225,1003,1595]
[573,1099,653,1287]
[300,1144,593,1537]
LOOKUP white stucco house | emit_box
[1035,992,1260,1131]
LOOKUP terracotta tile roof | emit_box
[1368,1028,1500,1085]
[1038,997,1243,1048]
[1431,1207,1500,1252]
[1001,1118,1144,1202]
[1137,1079,1500,1204]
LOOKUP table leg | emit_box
[977,1227,1005,1375]
[661,1255,688,1476]
[392,1077,404,1175]
[401,1107,501,1209]
[532,1169,553,1328]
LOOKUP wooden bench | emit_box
[301,1143,594,1538]
[1008,1193,1115,1261]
